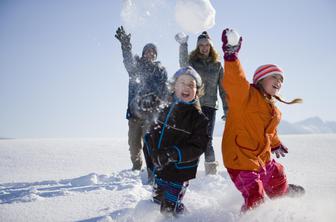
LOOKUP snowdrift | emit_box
[1,136,335,221]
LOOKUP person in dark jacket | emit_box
[143,66,210,216]
[115,26,168,171]
[175,31,227,175]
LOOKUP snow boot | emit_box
[175,203,188,215]
[160,200,186,217]
[205,161,218,175]
[286,184,305,197]
[131,158,142,171]
[160,200,175,216]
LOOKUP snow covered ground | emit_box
[0,135,336,222]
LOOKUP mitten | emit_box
[175,32,189,44]
[221,28,242,61]
[115,26,131,49]
[138,93,161,112]
[157,148,179,168]
[272,144,289,158]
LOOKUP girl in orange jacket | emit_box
[221,28,304,211]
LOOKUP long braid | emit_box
[273,95,303,104]
[255,83,303,105]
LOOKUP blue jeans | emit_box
[201,106,216,162]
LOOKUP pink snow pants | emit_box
[228,159,288,211]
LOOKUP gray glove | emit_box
[138,93,160,112]
[272,144,288,158]
[115,26,131,48]
[175,32,189,44]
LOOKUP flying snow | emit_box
[120,0,173,34]
[175,0,216,34]
[120,0,216,35]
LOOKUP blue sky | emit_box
[1,0,335,138]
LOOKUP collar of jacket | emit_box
[195,54,212,63]
[173,96,197,105]
[251,84,275,104]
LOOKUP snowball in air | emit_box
[175,0,216,34]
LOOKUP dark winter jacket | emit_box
[121,46,168,120]
[143,97,210,182]
[179,43,228,115]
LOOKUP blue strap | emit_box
[175,159,200,169]
[143,133,152,155]
[157,101,176,150]
[172,145,182,163]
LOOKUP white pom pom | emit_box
[226,29,240,46]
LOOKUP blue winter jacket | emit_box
[121,46,168,120]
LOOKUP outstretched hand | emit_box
[272,144,289,158]
[115,26,131,46]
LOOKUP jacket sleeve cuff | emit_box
[271,143,282,150]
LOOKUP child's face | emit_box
[174,74,197,102]
[260,74,283,96]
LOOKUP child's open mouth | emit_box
[182,92,190,98]
[272,85,280,90]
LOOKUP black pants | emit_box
[201,106,216,162]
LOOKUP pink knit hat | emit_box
[253,64,284,84]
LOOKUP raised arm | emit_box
[223,60,250,109]
[175,33,189,67]
[221,28,250,109]
[115,26,136,73]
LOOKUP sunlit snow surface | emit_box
[0,135,335,221]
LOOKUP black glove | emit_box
[221,28,242,61]
[138,93,161,112]
[156,148,179,168]
[115,26,131,49]
[271,144,289,158]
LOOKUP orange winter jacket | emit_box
[221,60,281,171]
